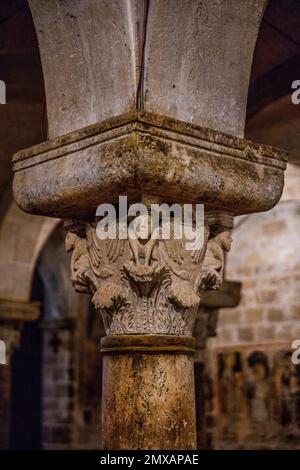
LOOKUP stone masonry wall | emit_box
[216,164,300,347]
[42,325,76,449]
[216,200,300,347]
[206,164,300,449]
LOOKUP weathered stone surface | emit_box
[143,0,266,137]
[28,0,266,138]
[101,335,196,450]
[12,111,287,219]
[65,211,232,337]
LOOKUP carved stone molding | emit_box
[65,212,233,336]
[0,299,40,322]
[12,111,287,220]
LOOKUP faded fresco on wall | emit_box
[210,344,300,449]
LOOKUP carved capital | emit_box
[65,212,232,336]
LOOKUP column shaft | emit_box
[101,335,196,450]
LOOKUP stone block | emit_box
[266,308,283,322]
[238,327,254,342]
[256,325,275,341]
[244,308,263,323]
[256,290,277,303]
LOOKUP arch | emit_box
[0,201,60,302]
[246,95,300,166]
[36,223,77,320]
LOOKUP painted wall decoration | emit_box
[206,343,300,449]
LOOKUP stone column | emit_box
[63,211,233,449]
[13,107,286,449]
[0,300,39,449]
[101,335,196,449]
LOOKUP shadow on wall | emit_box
[10,271,44,449]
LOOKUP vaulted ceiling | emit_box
[248,0,300,117]
[0,0,44,200]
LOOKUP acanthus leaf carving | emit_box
[65,213,232,336]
